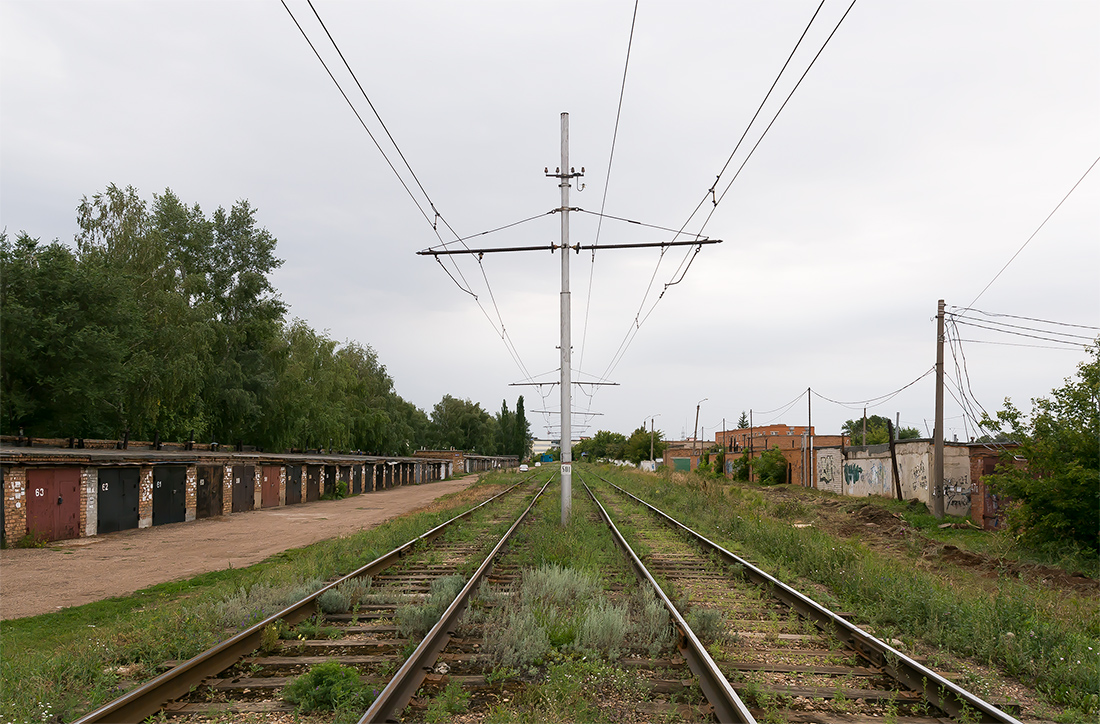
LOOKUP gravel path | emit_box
[0,478,477,620]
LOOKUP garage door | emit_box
[26,468,81,542]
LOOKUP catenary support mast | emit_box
[559,112,573,525]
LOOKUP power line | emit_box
[810,367,935,409]
[963,154,1099,310]
[283,0,539,384]
[596,1,858,387]
[946,312,1096,340]
[579,0,640,384]
[949,306,1099,331]
[949,318,1095,346]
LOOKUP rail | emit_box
[359,475,554,722]
[602,475,1024,724]
[581,475,756,724]
[72,478,531,724]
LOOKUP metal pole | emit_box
[650,418,655,463]
[933,299,945,518]
[560,112,572,526]
[807,387,812,487]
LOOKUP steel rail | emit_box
[601,476,1024,724]
[72,478,531,724]
[580,475,756,724]
[360,475,554,723]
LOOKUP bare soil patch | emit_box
[762,484,1098,595]
[0,478,480,620]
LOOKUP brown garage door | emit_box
[26,468,81,542]
[196,466,223,518]
[261,466,280,508]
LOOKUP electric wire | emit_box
[962,154,1099,311]
[946,312,1096,341]
[951,306,1100,331]
[948,319,1094,347]
[596,0,857,388]
[284,0,539,384]
[810,367,935,409]
[578,0,640,383]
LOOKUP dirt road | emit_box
[0,478,478,621]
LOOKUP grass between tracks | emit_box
[0,473,512,724]
[592,463,1099,723]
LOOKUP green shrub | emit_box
[396,575,465,638]
[483,606,551,669]
[318,576,373,614]
[577,601,630,658]
[425,680,470,722]
[282,660,374,711]
[752,446,789,485]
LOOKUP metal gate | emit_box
[26,467,81,542]
[196,466,223,518]
[231,465,255,513]
[352,465,362,495]
[286,465,302,505]
[261,466,280,508]
[152,466,187,526]
[305,465,321,502]
[97,468,140,533]
[323,466,336,497]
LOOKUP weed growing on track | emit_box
[597,464,1100,722]
[318,575,373,614]
[282,660,376,719]
[396,574,466,638]
[423,679,471,722]
[0,474,509,723]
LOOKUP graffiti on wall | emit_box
[910,459,928,491]
[819,454,838,489]
[843,463,862,485]
[944,474,972,513]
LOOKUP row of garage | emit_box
[1,450,464,547]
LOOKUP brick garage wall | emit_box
[3,467,27,545]
[185,465,198,522]
[84,467,98,537]
[222,464,233,516]
[138,467,154,528]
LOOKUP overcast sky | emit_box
[3,1,1097,444]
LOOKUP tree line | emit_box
[1,185,530,458]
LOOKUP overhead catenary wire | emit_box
[595,0,857,388]
[578,0,641,388]
[282,0,539,385]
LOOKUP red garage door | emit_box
[26,468,81,542]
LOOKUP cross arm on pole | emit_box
[418,239,722,257]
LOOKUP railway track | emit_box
[581,468,1024,724]
[73,475,550,723]
[72,466,1030,723]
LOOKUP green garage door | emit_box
[673,458,691,472]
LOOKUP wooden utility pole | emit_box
[887,419,903,500]
[933,299,945,518]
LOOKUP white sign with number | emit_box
[561,464,571,474]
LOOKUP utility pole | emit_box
[862,408,867,447]
[933,299,945,518]
[693,398,707,456]
[418,114,721,527]
[749,409,754,483]
[650,417,655,463]
[807,387,812,488]
[558,112,575,526]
